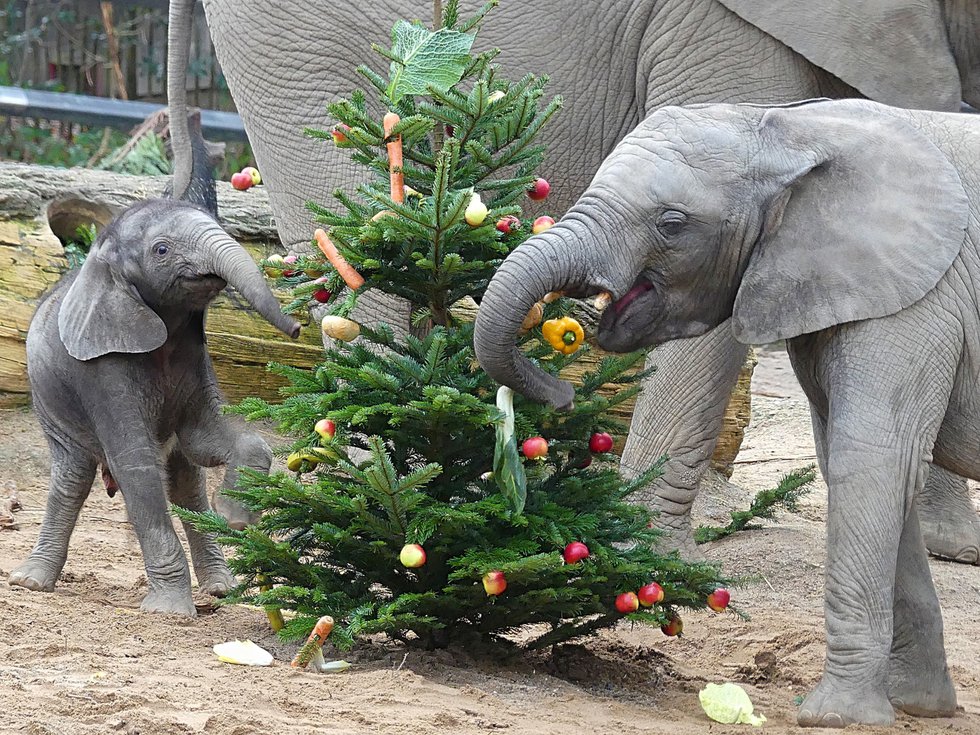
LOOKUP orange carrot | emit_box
[314,229,365,290]
[383,112,404,203]
[290,615,334,668]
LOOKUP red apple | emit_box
[282,253,298,277]
[482,570,507,596]
[589,432,614,453]
[495,215,521,235]
[332,124,351,145]
[707,588,731,612]
[230,171,253,190]
[661,614,683,637]
[312,289,331,303]
[314,418,336,440]
[562,541,590,564]
[637,582,664,607]
[527,177,550,200]
[531,216,555,235]
[399,543,426,568]
[615,591,639,614]
[521,436,549,459]
[241,166,261,185]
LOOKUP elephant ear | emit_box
[716,0,961,111]
[731,100,969,345]
[58,239,168,361]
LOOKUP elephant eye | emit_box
[657,210,687,237]
[154,242,169,256]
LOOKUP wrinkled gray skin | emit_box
[474,98,980,727]
[172,0,980,561]
[8,200,301,617]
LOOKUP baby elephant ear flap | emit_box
[731,100,970,345]
[58,238,168,361]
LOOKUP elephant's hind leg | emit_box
[166,449,237,597]
[888,507,957,717]
[917,465,980,565]
[8,439,96,592]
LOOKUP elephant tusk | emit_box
[594,291,613,312]
[542,291,563,303]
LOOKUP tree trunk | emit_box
[0,163,323,406]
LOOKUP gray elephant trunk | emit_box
[205,232,301,338]
[167,0,194,200]
[474,221,601,410]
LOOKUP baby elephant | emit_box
[475,98,980,726]
[9,198,300,616]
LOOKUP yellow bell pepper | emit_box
[541,316,585,355]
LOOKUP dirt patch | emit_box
[0,348,978,734]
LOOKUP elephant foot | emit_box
[141,587,197,617]
[919,506,980,565]
[889,642,957,717]
[8,556,62,592]
[198,567,237,597]
[211,488,259,531]
[798,677,894,728]
[889,677,957,718]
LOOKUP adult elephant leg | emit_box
[916,465,980,564]
[8,438,96,591]
[887,507,956,716]
[166,449,237,597]
[622,320,749,558]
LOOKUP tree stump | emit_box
[0,162,324,406]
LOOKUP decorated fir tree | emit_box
[180,0,732,650]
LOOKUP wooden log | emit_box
[0,162,323,403]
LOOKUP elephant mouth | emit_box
[611,277,654,315]
[184,274,228,294]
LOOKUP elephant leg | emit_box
[105,444,195,616]
[793,341,954,728]
[916,464,980,565]
[622,320,749,558]
[165,449,237,597]
[8,438,96,592]
[887,507,957,717]
[178,411,272,531]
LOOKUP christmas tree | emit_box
[180,0,732,650]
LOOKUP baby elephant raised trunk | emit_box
[203,228,301,339]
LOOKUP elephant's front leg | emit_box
[917,465,980,565]
[8,437,96,592]
[621,320,749,557]
[178,408,272,530]
[99,431,195,616]
[166,449,237,597]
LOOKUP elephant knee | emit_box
[237,432,272,472]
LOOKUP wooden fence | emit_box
[0,0,232,110]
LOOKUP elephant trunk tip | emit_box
[278,316,302,339]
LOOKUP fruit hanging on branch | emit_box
[482,571,507,596]
[562,541,590,564]
[465,192,489,226]
[332,124,351,145]
[637,582,664,607]
[707,588,731,612]
[496,215,520,234]
[589,432,614,453]
[521,436,549,459]
[399,544,427,568]
[615,591,640,614]
[527,177,550,200]
[314,418,336,441]
[662,615,684,637]
[532,215,555,234]
[542,317,584,355]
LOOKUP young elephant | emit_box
[9,199,301,616]
[475,98,980,726]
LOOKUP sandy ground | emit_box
[1,347,979,735]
